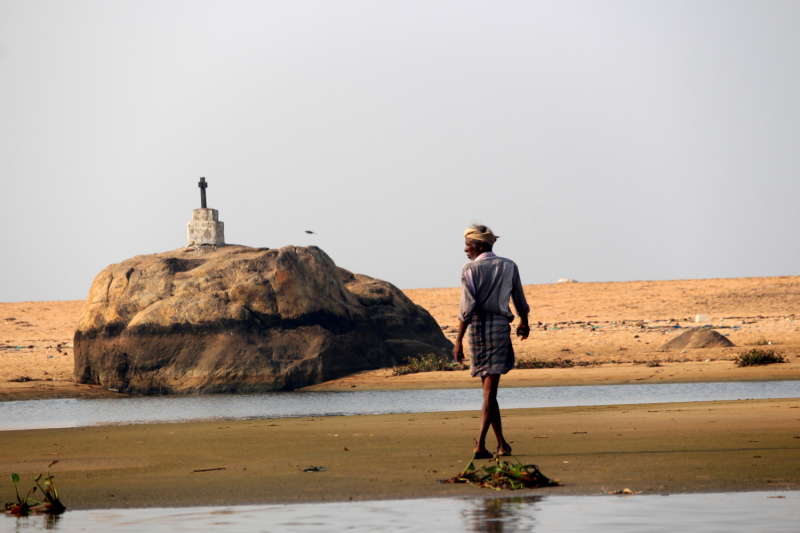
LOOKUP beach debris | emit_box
[609,488,635,495]
[557,279,578,283]
[192,468,226,473]
[439,455,559,491]
[392,353,466,375]
[736,349,785,367]
[302,466,327,472]
[7,376,35,382]
[746,336,772,346]
[4,461,66,516]
[694,314,710,323]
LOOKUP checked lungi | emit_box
[467,313,515,377]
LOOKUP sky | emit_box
[1,1,799,302]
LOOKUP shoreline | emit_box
[1,398,798,510]
[1,357,799,402]
[1,359,799,402]
[303,359,800,392]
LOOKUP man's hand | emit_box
[516,315,530,340]
[453,339,464,363]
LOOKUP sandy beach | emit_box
[2,276,799,400]
[1,398,798,510]
[1,276,799,509]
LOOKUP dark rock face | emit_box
[74,245,453,394]
[660,327,735,350]
[338,270,452,364]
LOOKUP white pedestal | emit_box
[187,208,225,246]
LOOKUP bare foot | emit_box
[496,441,512,456]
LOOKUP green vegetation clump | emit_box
[394,354,597,375]
[746,336,771,346]
[440,455,560,490]
[392,354,465,376]
[4,461,65,516]
[515,358,573,369]
[514,358,595,369]
[7,376,35,383]
[646,361,662,367]
[735,349,785,367]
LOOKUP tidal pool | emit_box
[1,380,798,430]
[6,491,799,532]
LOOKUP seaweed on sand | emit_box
[392,354,466,375]
[514,358,595,369]
[439,455,560,491]
[4,461,66,516]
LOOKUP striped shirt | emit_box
[458,252,530,324]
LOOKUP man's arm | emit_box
[453,320,468,362]
[454,266,476,362]
[510,263,530,340]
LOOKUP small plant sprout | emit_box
[4,461,65,516]
[4,473,37,517]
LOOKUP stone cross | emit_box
[188,177,225,247]
[198,177,208,208]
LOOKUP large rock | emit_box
[660,327,735,350]
[74,245,452,394]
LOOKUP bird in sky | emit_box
[305,230,316,234]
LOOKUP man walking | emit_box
[453,224,530,458]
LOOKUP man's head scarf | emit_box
[464,227,498,246]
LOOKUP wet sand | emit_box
[1,398,798,510]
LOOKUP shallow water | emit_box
[5,491,799,532]
[1,380,798,430]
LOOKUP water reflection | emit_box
[9,513,62,531]
[2,492,799,532]
[464,496,543,532]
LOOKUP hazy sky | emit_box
[1,1,799,302]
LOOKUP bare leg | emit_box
[475,374,509,453]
